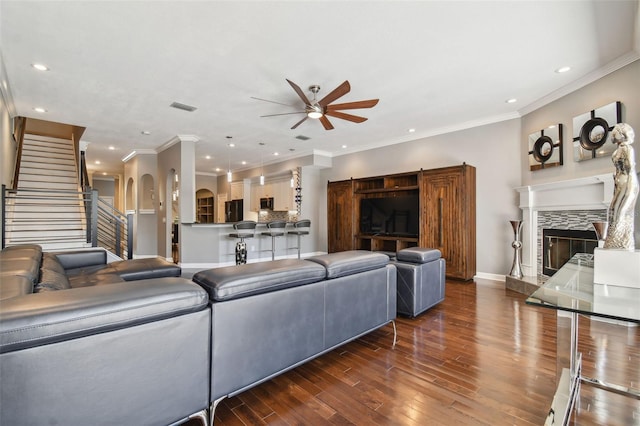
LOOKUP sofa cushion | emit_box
[68,273,125,288]
[396,247,441,264]
[306,250,389,279]
[0,276,33,300]
[109,258,181,281]
[36,268,72,292]
[192,259,326,302]
[0,258,41,284]
[0,278,209,353]
[42,253,66,274]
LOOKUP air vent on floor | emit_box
[295,135,311,141]
[170,102,198,112]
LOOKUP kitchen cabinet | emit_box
[273,179,294,211]
[230,181,243,201]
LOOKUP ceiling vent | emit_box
[295,135,311,141]
[170,102,198,112]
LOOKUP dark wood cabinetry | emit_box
[420,165,476,280]
[327,164,475,280]
[327,180,354,253]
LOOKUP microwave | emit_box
[260,197,274,210]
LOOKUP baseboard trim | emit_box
[475,272,506,282]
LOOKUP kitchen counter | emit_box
[178,221,311,269]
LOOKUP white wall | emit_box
[320,119,522,278]
[521,60,640,186]
[0,86,14,188]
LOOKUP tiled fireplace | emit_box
[509,174,612,293]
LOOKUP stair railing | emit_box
[2,185,132,258]
[95,192,133,259]
[11,117,27,190]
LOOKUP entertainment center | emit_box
[327,164,476,280]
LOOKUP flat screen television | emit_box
[359,195,419,237]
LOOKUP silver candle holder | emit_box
[509,220,523,279]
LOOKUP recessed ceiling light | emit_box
[205,155,211,160]
[273,152,279,156]
[227,143,235,148]
[408,128,416,133]
[342,145,347,149]
[215,167,221,172]
[95,160,101,165]
[33,107,47,113]
[241,161,247,165]
[548,125,556,129]
[108,146,115,150]
[141,130,151,135]
[506,98,517,104]
[102,172,107,176]
[555,66,571,73]
[31,63,49,71]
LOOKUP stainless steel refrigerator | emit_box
[224,199,243,223]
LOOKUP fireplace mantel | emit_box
[514,174,612,277]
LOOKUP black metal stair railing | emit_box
[95,195,133,259]
[2,185,132,258]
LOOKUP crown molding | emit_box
[518,52,640,116]
[0,51,16,118]
[156,134,199,153]
[121,149,156,163]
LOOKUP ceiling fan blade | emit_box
[286,79,311,105]
[318,80,350,107]
[251,96,296,107]
[325,110,368,123]
[291,116,309,129]
[261,111,306,117]
[326,99,379,111]
[319,115,334,130]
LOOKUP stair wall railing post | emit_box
[126,213,133,259]
[90,190,98,247]
[115,219,122,258]
[2,184,6,249]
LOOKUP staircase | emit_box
[4,134,90,251]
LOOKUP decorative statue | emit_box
[604,123,638,250]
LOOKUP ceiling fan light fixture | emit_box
[307,104,323,119]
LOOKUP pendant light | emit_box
[226,139,233,182]
[259,142,265,185]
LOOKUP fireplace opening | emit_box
[542,228,597,276]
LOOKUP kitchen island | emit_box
[178,222,319,269]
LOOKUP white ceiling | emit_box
[2,1,639,178]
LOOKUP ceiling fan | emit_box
[253,79,379,130]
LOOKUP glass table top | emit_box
[526,254,640,323]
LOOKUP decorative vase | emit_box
[509,220,524,279]
[592,221,608,248]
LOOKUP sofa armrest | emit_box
[53,249,108,270]
[0,277,209,353]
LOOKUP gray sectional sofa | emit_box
[192,250,397,414]
[0,245,397,425]
[392,247,446,317]
[0,244,211,426]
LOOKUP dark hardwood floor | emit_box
[195,278,639,425]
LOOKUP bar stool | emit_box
[229,221,256,264]
[261,220,287,261]
[287,219,310,259]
